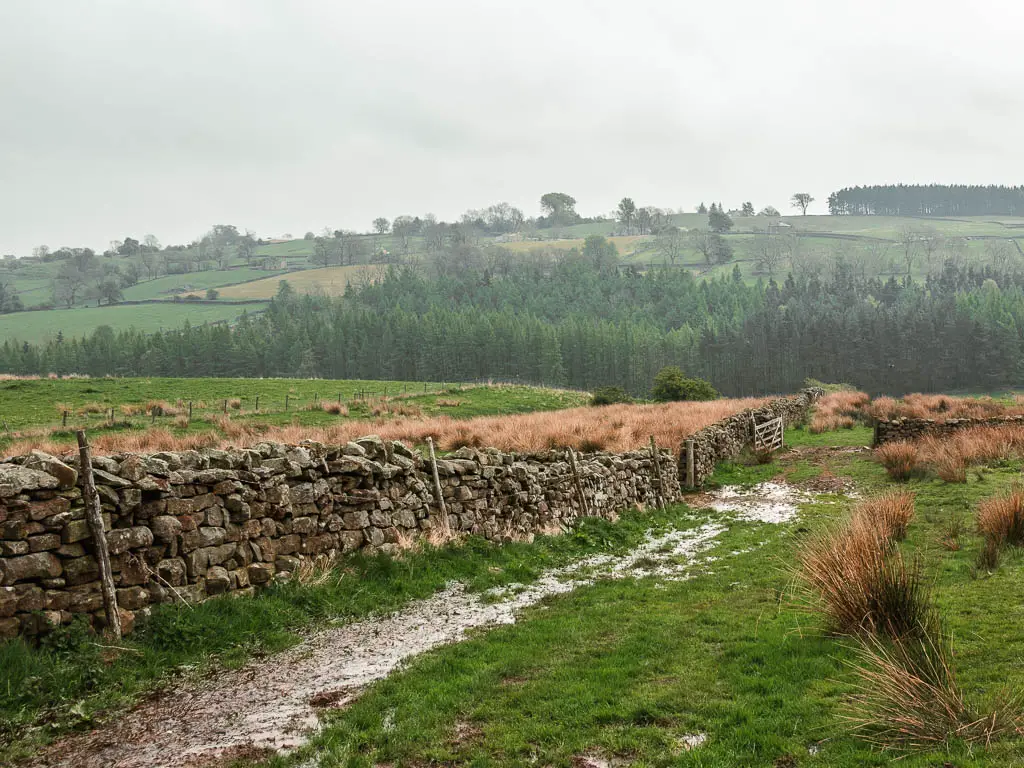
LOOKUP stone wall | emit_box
[873,414,1024,446]
[0,437,678,639]
[680,388,823,486]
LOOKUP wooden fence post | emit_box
[255,395,259,412]
[188,401,193,422]
[425,437,450,532]
[62,411,68,427]
[685,439,696,490]
[649,435,666,507]
[76,431,121,640]
[285,394,289,411]
[567,448,591,517]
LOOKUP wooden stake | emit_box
[62,410,68,427]
[76,431,121,640]
[188,401,193,421]
[649,435,666,508]
[285,394,289,411]
[567,448,591,517]
[425,437,450,531]
[685,439,696,490]
[255,395,259,412]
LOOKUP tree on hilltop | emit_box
[790,193,814,215]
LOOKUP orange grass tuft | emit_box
[977,487,1024,549]
[875,441,920,481]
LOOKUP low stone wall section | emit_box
[874,414,1024,446]
[0,437,679,639]
[680,388,823,486]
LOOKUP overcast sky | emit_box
[2,0,1023,255]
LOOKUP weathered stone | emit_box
[151,515,182,543]
[28,534,61,552]
[0,464,59,497]
[0,586,18,617]
[0,552,61,584]
[157,558,186,586]
[205,566,231,594]
[106,526,154,555]
[343,511,370,530]
[63,556,99,586]
[247,562,275,584]
[28,496,70,521]
[24,450,78,489]
[61,519,92,544]
[0,540,28,556]
[117,455,148,482]
[116,586,150,610]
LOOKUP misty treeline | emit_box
[828,184,1024,217]
[3,244,1024,397]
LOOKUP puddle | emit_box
[705,481,810,523]
[30,483,805,768]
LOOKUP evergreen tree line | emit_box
[3,251,1024,397]
[827,184,1024,217]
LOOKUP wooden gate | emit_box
[753,416,784,451]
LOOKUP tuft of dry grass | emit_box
[795,492,930,639]
[857,491,916,542]
[435,398,464,408]
[228,398,242,410]
[317,401,349,415]
[977,487,1024,549]
[876,442,920,481]
[844,633,1022,751]
[295,553,341,586]
[810,390,870,433]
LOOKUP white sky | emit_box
[2,0,1024,255]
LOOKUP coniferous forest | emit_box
[2,244,1022,397]
[827,184,1024,217]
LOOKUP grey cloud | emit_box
[2,0,1024,254]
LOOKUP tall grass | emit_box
[809,390,869,433]
[865,393,1024,423]
[875,424,1024,483]
[795,492,929,639]
[844,633,1022,750]
[977,487,1024,549]
[6,396,771,457]
[876,442,920,481]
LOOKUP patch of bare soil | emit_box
[24,482,811,768]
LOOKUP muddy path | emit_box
[25,483,812,768]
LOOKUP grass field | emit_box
[8,414,1024,765]
[187,264,380,299]
[120,267,285,301]
[0,377,591,456]
[0,302,267,344]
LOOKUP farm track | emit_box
[23,483,814,768]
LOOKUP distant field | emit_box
[193,264,380,299]
[121,267,286,301]
[0,302,265,344]
[500,235,651,255]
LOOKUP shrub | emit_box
[650,366,718,402]
[590,386,633,406]
[205,288,220,300]
[876,442,920,481]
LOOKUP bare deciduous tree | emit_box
[790,193,814,215]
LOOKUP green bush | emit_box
[650,366,718,402]
[590,386,633,406]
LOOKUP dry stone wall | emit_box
[0,391,819,640]
[680,388,823,486]
[874,414,1024,446]
[0,437,678,639]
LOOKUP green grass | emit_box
[0,378,586,432]
[0,505,706,762]
[249,429,1024,767]
[0,303,266,345]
